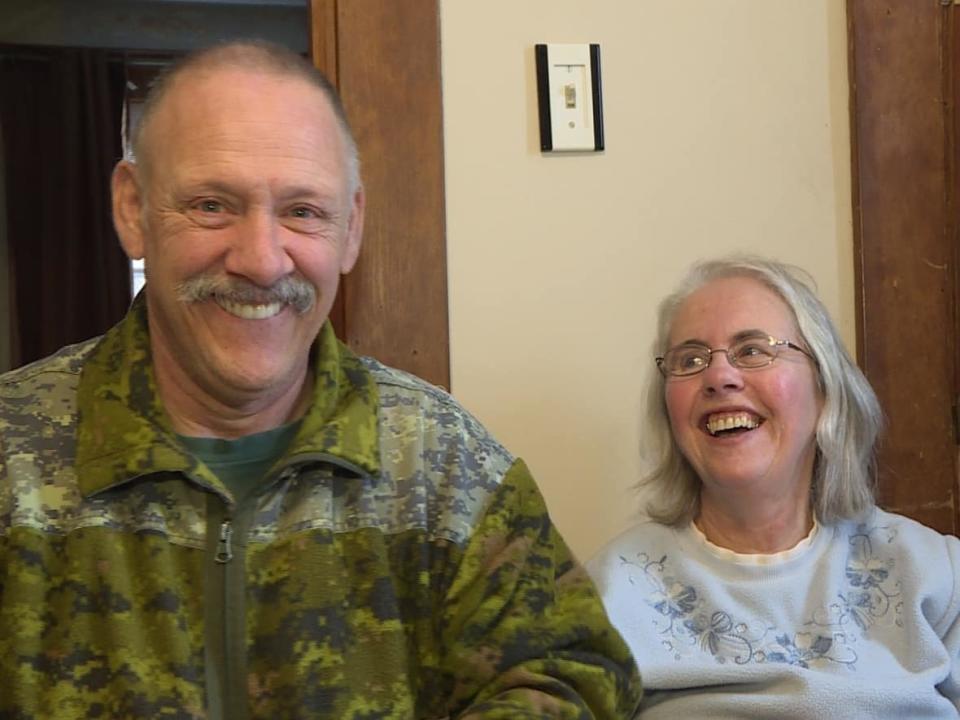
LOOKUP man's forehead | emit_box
[144,66,343,162]
[134,61,356,196]
[162,65,331,115]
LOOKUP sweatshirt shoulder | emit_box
[854,508,960,633]
[839,509,959,598]
[587,520,676,580]
[852,507,959,553]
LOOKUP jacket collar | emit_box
[75,294,380,498]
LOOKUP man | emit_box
[0,41,640,718]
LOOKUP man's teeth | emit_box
[707,413,760,436]
[216,298,283,319]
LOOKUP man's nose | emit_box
[224,210,295,287]
[701,349,744,393]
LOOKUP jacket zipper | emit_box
[204,501,252,720]
[215,520,233,563]
[206,469,298,720]
[217,501,256,720]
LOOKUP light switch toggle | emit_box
[564,82,577,109]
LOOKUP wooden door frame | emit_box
[309,0,450,390]
[847,0,958,533]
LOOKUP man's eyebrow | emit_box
[274,185,337,202]
[178,181,339,206]
[178,179,239,196]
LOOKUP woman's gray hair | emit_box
[641,255,882,526]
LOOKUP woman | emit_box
[588,256,960,718]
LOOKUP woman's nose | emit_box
[701,349,745,393]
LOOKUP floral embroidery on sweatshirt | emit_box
[808,522,903,632]
[618,522,901,671]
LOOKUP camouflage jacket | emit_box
[0,299,641,719]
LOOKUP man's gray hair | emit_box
[640,255,882,526]
[131,39,361,195]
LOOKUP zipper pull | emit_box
[215,520,233,564]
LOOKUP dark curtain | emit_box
[0,46,131,369]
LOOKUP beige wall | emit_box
[440,0,854,560]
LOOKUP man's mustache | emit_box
[174,274,316,315]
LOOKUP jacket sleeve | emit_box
[439,458,642,718]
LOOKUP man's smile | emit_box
[214,297,284,320]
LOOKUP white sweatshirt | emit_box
[588,508,960,719]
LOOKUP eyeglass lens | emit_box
[661,336,780,376]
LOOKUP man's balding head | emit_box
[132,40,360,195]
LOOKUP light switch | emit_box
[535,43,604,152]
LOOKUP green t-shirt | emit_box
[177,421,302,503]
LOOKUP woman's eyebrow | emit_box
[671,328,769,347]
[731,328,769,342]
[671,337,710,347]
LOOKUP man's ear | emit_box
[112,160,147,260]
[340,184,365,274]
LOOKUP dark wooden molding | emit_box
[308,1,448,388]
[332,0,449,389]
[951,7,960,412]
[308,0,338,86]
[308,0,346,337]
[847,0,958,533]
